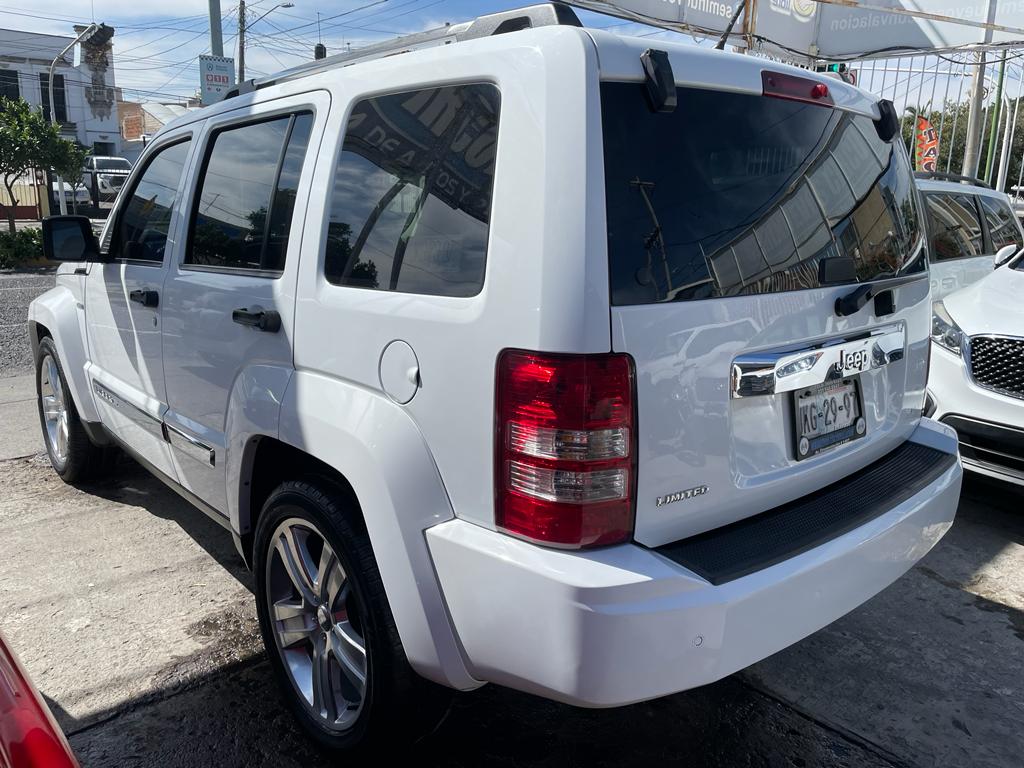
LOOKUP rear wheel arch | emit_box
[238,436,363,568]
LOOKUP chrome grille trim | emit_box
[967,334,1024,401]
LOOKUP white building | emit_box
[0,26,120,156]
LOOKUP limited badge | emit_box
[656,486,709,508]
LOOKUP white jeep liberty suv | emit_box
[30,3,962,753]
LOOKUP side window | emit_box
[324,84,500,297]
[979,195,1023,252]
[115,139,192,264]
[186,112,313,273]
[925,193,984,262]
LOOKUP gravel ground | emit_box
[0,271,55,377]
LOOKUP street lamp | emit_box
[48,23,114,215]
[238,2,295,83]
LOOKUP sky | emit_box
[0,1,678,103]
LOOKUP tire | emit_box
[35,336,112,483]
[254,479,450,753]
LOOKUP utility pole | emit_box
[208,0,223,57]
[962,0,997,179]
[984,50,1007,184]
[963,53,988,179]
[237,3,292,82]
[237,0,246,83]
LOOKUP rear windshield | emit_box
[601,82,925,305]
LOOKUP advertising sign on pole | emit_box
[916,116,940,172]
[199,54,235,105]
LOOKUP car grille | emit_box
[969,336,1024,399]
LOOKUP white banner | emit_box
[199,55,236,105]
[567,1,1024,59]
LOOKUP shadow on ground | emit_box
[68,657,896,768]
[37,458,1024,768]
[80,456,253,590]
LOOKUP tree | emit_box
[50,140,91,215]
[0,97,63,232]
[901,98,1024,193]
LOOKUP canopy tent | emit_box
[568,1,1024,61]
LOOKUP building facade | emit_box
[0,26,120,156]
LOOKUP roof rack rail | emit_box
[224,3,582,99]
[914,171,991,189]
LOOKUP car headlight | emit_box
[931,301,965,356]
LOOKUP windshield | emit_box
[96,158,131,171]
[602,82,925,305]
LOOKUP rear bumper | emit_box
[929,342,1024,485]
[427,420,960,707]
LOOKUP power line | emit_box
[274,0,388,34]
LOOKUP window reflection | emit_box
[602,84,925,305]
[188,114,312,272]
[324,84,499,297]
[979,195,1023,252]
[926,193,984,261]
[118,140,191,263]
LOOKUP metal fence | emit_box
[842,52,1024,197]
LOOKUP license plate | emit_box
[794,378,865,460]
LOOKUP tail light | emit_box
[495,349,636,549]
[0,638,79,768]
[762,70,834,107]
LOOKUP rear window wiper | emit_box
[630,177,671,297]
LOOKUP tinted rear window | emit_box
[602,83,925,305]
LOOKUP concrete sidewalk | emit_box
[0,373,41,460]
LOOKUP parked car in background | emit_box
[917,172,1024,300]
[0,631,79,768]
[50,181,90,208]
[928,250,1024,486]
[29,3,962,755]
[81,156,132,203]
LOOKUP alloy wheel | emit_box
[265,517,367,731]
[40,354,69,465]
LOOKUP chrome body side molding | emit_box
[92,379,165,439]
[163,422,216,467]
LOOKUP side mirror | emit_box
[994,244,1019,268]
[41,216,99,262]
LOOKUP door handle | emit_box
[232,307,281,333]
[129,289,159,308]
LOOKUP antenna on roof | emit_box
[714,2,745,50]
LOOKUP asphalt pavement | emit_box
[1,270,1022,767]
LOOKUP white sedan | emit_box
[928,250,1024,485]
[51,181,90,206]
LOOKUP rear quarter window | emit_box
[979,195,1023,252]
[324,84,500,297]
[601,82,925,305]
[926,192,984,261]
